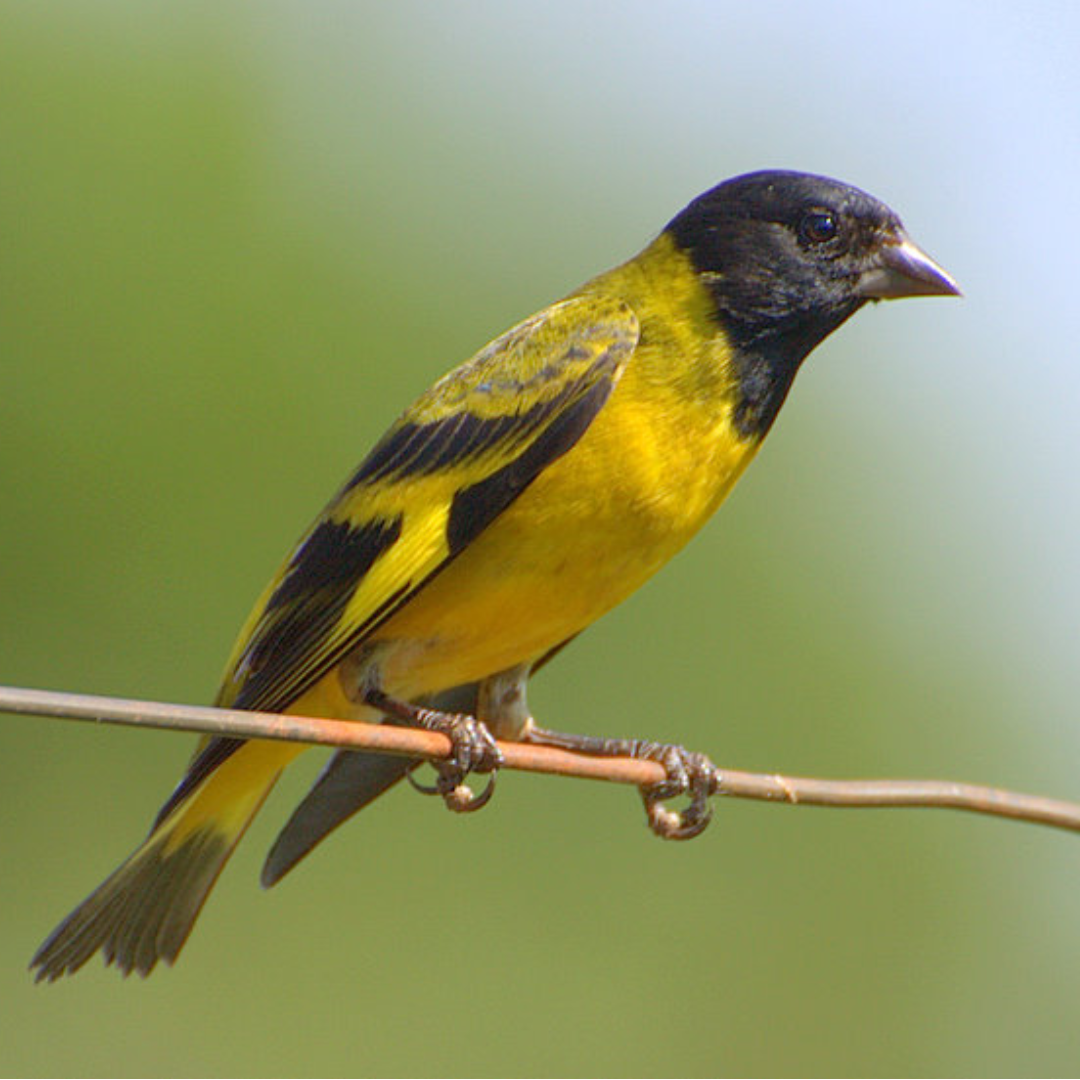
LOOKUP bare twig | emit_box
[2,683,1078,836]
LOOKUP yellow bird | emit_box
[31,170,958,980]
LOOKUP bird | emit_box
[30,170,959,980]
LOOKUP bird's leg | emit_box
[361,686,502,813]
[524,726,718,840]
[476,663,534,741]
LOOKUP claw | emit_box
[373,696,501,814]
[406,760,499,813]
[638,746,717,840]
[405,767,440,796]
[426,712,501,813]
[439,772,498,813]
[525,724,720,840]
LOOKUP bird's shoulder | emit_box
[214,292,640,714]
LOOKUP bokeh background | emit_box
[3,2,1079,1075]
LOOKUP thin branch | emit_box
[3,683,1079,836]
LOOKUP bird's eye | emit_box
[799,209,839,245]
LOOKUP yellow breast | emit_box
[369,236,760,698]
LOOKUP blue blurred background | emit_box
[3,2,1079,1074]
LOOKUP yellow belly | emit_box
[364,352,760,699]
[290,240,760,716]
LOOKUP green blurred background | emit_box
[3,2,1079,1075]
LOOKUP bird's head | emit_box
[666,170,959,350]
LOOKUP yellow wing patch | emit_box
[215,295,640,715]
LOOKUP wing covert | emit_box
[216,295,639,716]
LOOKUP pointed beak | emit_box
[856,233,961,300]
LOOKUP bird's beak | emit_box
[856,233,961,299]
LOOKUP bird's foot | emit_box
[633,742,718,840]
[526,726,719,839]
[364,688,502,813]
[405,711,501,812]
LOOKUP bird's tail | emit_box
[30,738,300,981]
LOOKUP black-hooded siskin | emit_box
[31,171,957,980]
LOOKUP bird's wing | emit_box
[217,294,639,715]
